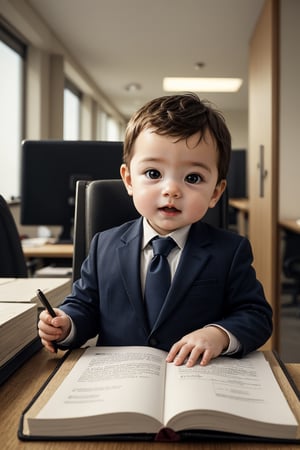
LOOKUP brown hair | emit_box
[123,93,231,182]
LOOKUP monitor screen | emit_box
[226,149,247,199]
[20,140,124,242]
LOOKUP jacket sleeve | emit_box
[215,236,273,356]
[59,233,101,348]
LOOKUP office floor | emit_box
[279,292,300,363]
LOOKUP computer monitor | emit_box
[226,149,247,199]
[20,140,123,242]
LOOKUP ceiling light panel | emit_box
[163,77,243,93]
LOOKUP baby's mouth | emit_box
[159,206,180,213]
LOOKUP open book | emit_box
[19,346,300,442]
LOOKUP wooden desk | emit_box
[279,219,300,235]
[0,348,299,450]
[22,244,73,259]
[229,198,249,236]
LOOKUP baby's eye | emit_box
[185,173,202,184]
[145,169,161,179]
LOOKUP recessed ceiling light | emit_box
[124,82,142,92]
[194,62,205,70]
[163,77,243,93]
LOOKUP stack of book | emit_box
[0,302,39,385]
[0,277,72,385]
[0,302,37,367]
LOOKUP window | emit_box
[0,26,25,200]
[106,116,120,141]
[96,108,108,140]
[63,80,81,140]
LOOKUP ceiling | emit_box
[27,0,264,119]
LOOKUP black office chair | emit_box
[0,195,28,277]
[72,180,140,281]
[282,229,300,307]
[72,179,228,282]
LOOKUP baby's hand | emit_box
[38,308,71,353]
[166,326,229,367]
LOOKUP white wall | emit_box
[279,0,300,219]
[224,109,248,149]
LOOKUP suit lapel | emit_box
[117,218,149,334]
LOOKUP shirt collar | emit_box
[142,217,191,250]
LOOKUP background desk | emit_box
[22,244,74,259]
[0,349,299,450]
[229,198,249,236]
[279,219,300,235]
[23,244,74,276]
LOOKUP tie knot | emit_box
[151,237,176,258]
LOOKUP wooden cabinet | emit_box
[248,0,279,349]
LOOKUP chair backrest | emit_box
[72,179,228,282]
[0,195,28,277]
[72,180,139,281]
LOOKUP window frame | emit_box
[0,23,26,201]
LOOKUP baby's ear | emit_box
[120,164,133,196]
[209,179,227,208]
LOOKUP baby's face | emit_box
[121,129,226,235]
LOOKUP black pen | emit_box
[36,289,58,352]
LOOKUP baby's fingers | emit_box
[166,341,184,363]
[185,346,205,367]
[199,348,215,366]
[41,338,57,354]
[167,342,196,366]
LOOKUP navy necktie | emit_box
[144,237,176,328]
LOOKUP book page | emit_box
[0,278,15,286]
[0,302,36,324]
[163,351,297,437]
[0,277,70,303]
[37,346,166,424]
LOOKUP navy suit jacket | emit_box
[60,218,273,357]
